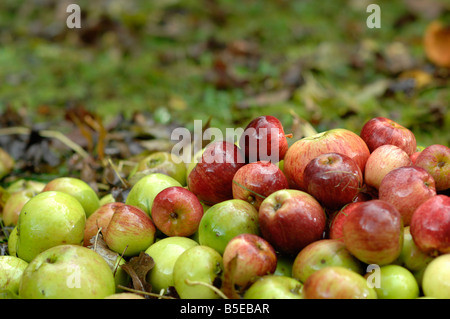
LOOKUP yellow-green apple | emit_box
[414,144,450,191]
[283,128,370,191]
[6,179,45,194]
[258,189,326,256]
[396,226,434,272]
[243,275,303,299]
[103,204,156,257]
[328,202,364,241]
[410,194,450,256]
[198,199,259,255]
[173,245,224,299]
[359,117,417,156]
[343,199,404,265]
[99,193,115,206]
[303,266,377,299]
[151,186,204,237]
[222,233,277,289]
[364,144,412,190]
[274,254,294,277]
[145,236,198,293]
[2,189,35,226]
[16,191,86,263]
[0,147,14,180]
[367,264,419,299]
[303,152,363,210]
[232,161,288,210]
[292,239,364,283]
[7,226,18,256]
[0,256,28,295]
[18,244,116,299]
[187,141,245,206]
[422,253,450,299]
[378,166,436,226]
[83,202,125,246]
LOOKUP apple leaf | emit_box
[121,251,155,296]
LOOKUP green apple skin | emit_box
[104,293,145,299]
[422,254,450,299]
[2,189,35,226]
[113,257,130,293]
[0,256,28,295]
[395,226,434,272]
[145,236,199,293]
[173,245,224,299]
[99,194,116,206]
[6,179,46,194]
[125,173,182,217]
[42,177,100,218]
[198,199,259,255]
[16,191,86,263]
[18,244,116,299]
[7,226,18,257]
[292,239,364,283]
[274,254,294,277]
[372,265,420,299]
[244,275,303,299]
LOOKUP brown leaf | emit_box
[222,255,242,299]
[88,233,121,270]
[121,251,155,296]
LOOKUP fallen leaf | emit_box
[121,251,155,296]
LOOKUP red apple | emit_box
[187,140,245,205]
[378,166,436,226]
[258,189,327,256]
[232,161,289,210]
[238,115,289,163]
[151,186,204,237]
[303,152,363,211]
[283,128,370,191]
[343,199,404,266]
[328,202,364,241]
[410,194,450,256]
[364,144,413,190]
[222,233,277,289]
[414,144,450,191]
[83,202,125,246]
[360,117,417,156]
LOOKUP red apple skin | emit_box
[303,152,363,211]
[364,144,413,190]
[83,202,125,246]
[378,166,436,226]
[360,117,417,156]
[222,233,277,288]
[238,115,289,163]
[258,189,327,256]
[343,199,404,266]
[283,128,370,191]
[188,141,245,206]
[328,202,364,241]
[414,144,450,191]
[151,186,204,237]
[410,151,422,164]
[410,195,450,256]
[232,161,289,210]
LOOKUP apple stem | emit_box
[185,279,229,299]
[285,133,293,139]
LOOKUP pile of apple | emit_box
[0,115,449,299]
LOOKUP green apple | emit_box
[173,245,224,299]
[274,254,294,277]
[198,199,259,255]
[125,173,182,217]
[42,177,100,218]
[145,236,198,293]
[243,275,303,299]
[18,244,116,299]
[395,226,434,272]
[0,147,14,180]
[371,265,419,299]
[113,256,130,293]
[2,189,35,226]
[104,293,145,299]
[422,253,450,299]
[99,193,116,206]
[6,179,46,194]
[0,256,28,295]
[7,226,18,257]
[16,191,86,263]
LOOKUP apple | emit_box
[359,117,417,156]
[197,199,259,255]
[187,140,245,206]
[99,193,116,206]
[303,152,363,210]
[410,146,425,164]
[6,179,45,194]
[16,191,86,263]
[41,177,100,218]
[378,166,436,226]
[274,254,294,277]
[414,144,450,191]
[243,275,303,299]
[396,226,434,272]
[7,226,18,257]
[0,147,14,180]
[368,265,420,299]
[292,239,364,283]
[173,245,224,299]
[343,199,404,266]
[283,128,370,191]
[151,186,204,237]
[0,256,28,295]
[364,144,413,190]
[104,204,156,257]
[185,147,205,183]
[303,266,377,299]
[222,234,277,289]
[232,161,289,210]
[258,189,327,256]
[125,173,182,217]
[2,189,35,226]
[410,194,450,256]
[422,253,450,299]
[18,244,116,299]
[238,115,289,163]
[83,202,125,246]
[104,293,145,299]
[145,236,199,293]
[328,202,364,241]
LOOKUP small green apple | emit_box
[244,275,303,299]
[395,226,434,272]
[6,179,46,194]
[113,256,130,293]
[274,255,294,277]
[99,193,115,206]
[2,189,35,226]
[18,244,116,299]
[371,265,420,299]
[422,254,450,299]
[7,226,18,257]
[0,256,28,295]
